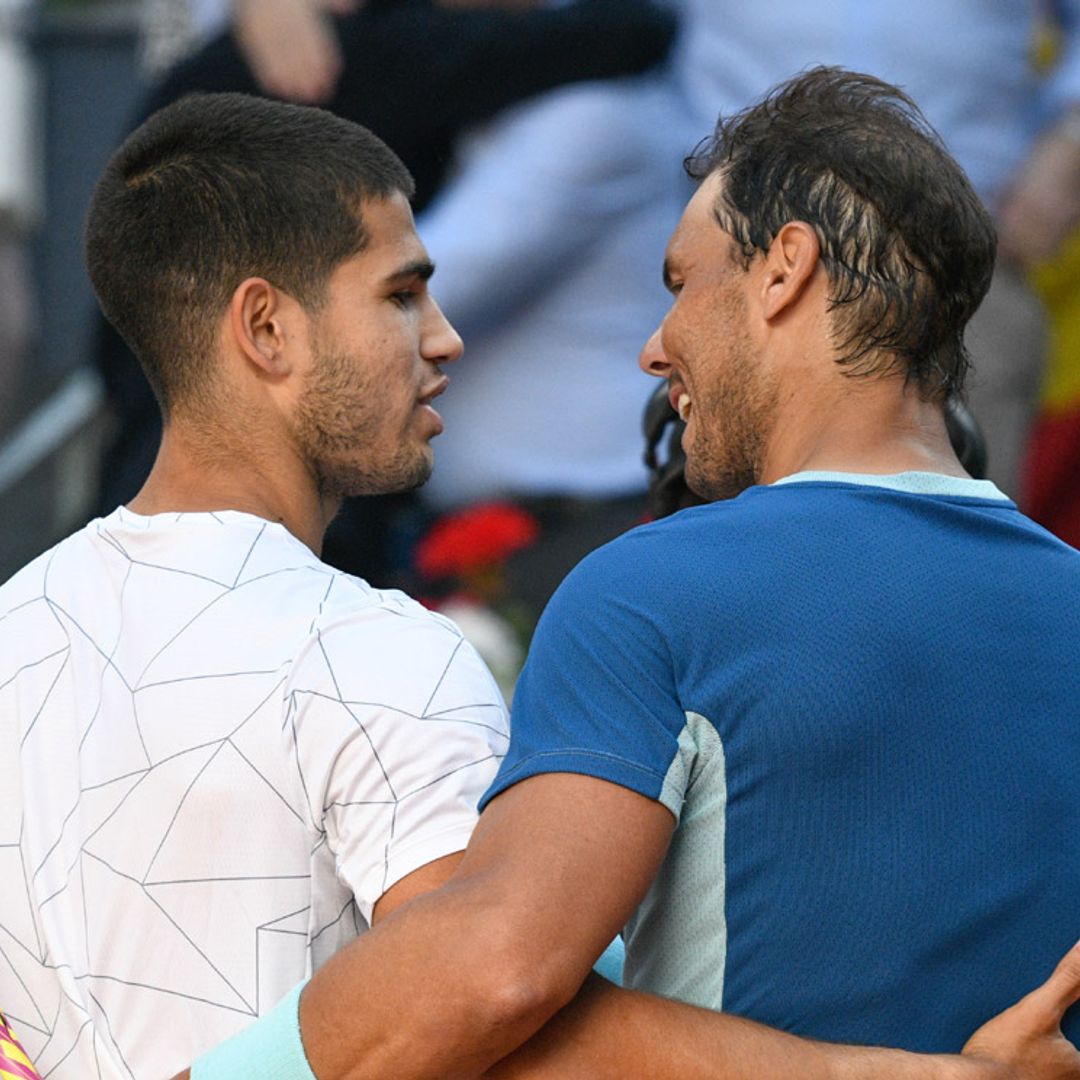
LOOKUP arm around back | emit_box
[298,771,676,1080]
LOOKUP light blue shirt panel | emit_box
[418,76,694,505]
[623,711,730,1010]
[772,470,1012,501]
[674,0,1080,202]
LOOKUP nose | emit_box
[423,297,464,366]
[639,326,670,377]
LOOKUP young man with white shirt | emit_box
[0,92,504,1079]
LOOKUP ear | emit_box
[760,221,821,321]
[226,277,301,380]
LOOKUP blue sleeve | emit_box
[479,537,687,810]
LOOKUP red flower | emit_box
[417,502,539,579]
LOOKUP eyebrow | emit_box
[384,259,435,286]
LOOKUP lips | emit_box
[418,375,449,407]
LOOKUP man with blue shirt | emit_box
[178,68,1080,1080]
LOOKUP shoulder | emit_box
[0,521,98,636]
[551,497,769,601]
[290,586,506,723]
[0,539,74,690]
[539,490,826,646]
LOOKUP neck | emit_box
[127,419,339,555]
[759,372,966,485]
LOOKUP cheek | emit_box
[663,297,713,370]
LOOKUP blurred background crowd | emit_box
[0,0,1078,691]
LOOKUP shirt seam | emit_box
[492,748,668,788]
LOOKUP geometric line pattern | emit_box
[0,508,508,1078]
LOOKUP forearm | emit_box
[298,876,581,1080]
[482,974,1004,1080]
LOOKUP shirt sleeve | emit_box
[480,538,687,812]
[285,600,509,924]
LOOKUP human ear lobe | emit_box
[761,221,820,320]
[228,277,295,378]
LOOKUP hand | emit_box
[961,939,1080,1080]
[997,116,1080,268]
[232,0,358,104]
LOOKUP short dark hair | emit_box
[85,93,415,415]
[685,67,996,400]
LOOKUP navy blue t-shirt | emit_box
[482,473,1080,1052]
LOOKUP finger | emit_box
[1026,939,1080,1019]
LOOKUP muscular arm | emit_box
[302,774,1080,1080]
[172,774,1080,1080]
[300,773,673,1079]
[481,971,960,1080]
[481,963,1080,1080]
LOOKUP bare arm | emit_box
[168,942,1080,1080]
[480,949,1080,1080]
[172,776,1080,1080]
[232,0,360,103]
[481,972,956,1080]
[166,851,465,1080]
[997,111,1080,267]
[299,774,674,1080]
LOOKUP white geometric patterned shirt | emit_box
[0,507,509,1079]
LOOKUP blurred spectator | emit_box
[139,0,227,76]
[1025,228,1080,544]
[418,71,692,618]
[670,0,1080,497]
[1018,15,1080,546]
[93,0,677,585]
[141,0,362,97]
[414,1,1080,632]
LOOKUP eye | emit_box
[393,287,425,308]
